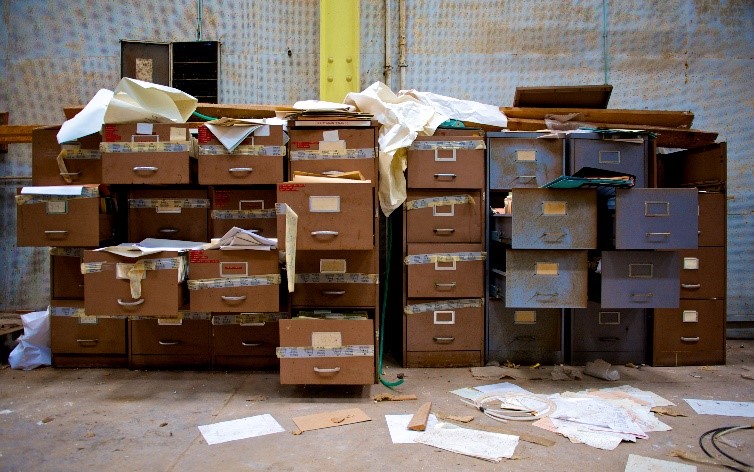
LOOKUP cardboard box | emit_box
[188,249,280,312]
[83,250,185,317]
[101,123,195,184]
[209,187,277,239]
[32,126,102,185]
[197,124,285,185]
[128,188,209,243]
[50,248,85,300]
[16,185,114,247]
[288,127,377,183]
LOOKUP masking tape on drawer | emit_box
[187,274,281,290]
[404,252,486,265]
[100,141,191,153]
[295,273,377,284]
[211,209,277,219]
[404,298,483,315]
[198,144,286,156]
[408,139,485,150]
[405,194,474,211]
[289,148,375,161]
[128,198,210,209]
[275,345,374,358]
[212,312,289,326]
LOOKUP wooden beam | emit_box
[0,125,47,144]
[502,107,694,129]
[0,112,8,152]
[407,402,432,431]
[63,103,292,120]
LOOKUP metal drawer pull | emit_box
[535,292,558,298]
[59,172,81,177]
[78,284,85,288]
[158,340,180,346]
[117,298,144,307]
[630,292,653,301]
[240,322,266,327]
[229,167,253,173]
[433,173,457,180]
[44,230,68,237]
[646,232,671,238]
[221,295,247,302]
[322,290,346,296]
[681,337,700,343]
[599,336,620,342]
[311,230,339,237]
[434,282,457,289]
[542,232,565,242]
[241,341,262,347]
[515,175,536,182]
[515,335,535,342]
[159,228,179,234]
[433,228,455,235]
[433,337,455,344]
[313,367,341,374]
[681,283,701,289]
[133,166,158,172]
[76,339,99,345]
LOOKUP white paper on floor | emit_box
[625,454,697,472]
[602,385,675,407]
[414,423,519,462]
[684,399,754,417]
[451,381,530,400]
[384,414,439,444]
[198,414,285,445]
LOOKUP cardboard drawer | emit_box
[488,132,564,189]
[130,318,211,356]
[128,188,209,243]
[487,304,562,364]
[32,126,102,185]
[212,320,279,357]
[653,299,725,365]
[511,188,597,249]
[277,182,374,250]
[83,250,184,317]
[291,250,377,307]
[405,190,483,243]
[506,249,587,308]
[405,302,483,351]
[698,192,726,247]
[600,251,679,308]
[288,128,377,183]
[405,243,484,298]
[51,315,127,355]
[188,249,280,312]
[17,193,113,247]
[406,136,485,189]
[278,319,374,385]
[198,124,285,185]
[615,188,698,250]
[571,302,646,364]
[569,133,649,189]
[101,123,194,185]
[51,249,85,299]
[679,247,726,299]
[209,187,277,239]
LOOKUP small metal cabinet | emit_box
[569,132,649,189]
[487,305,562,364]
[405,303,484,352]
[679,247,726,299]
[511,188,597,249]
[571,302,647,365]
[600,250,680,308]
[505,249,588,308]
[487,132,565,189]
[614,188,698,250]
[653,299,725,366]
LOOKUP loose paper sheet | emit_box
[385,414,439,443]
[203,227,277,251]
[414,423,519,462]
[292,408,370,432]
[198,414,285,445]
[684,399,754,417]
[625,454,696,472]
[21,186,86,196]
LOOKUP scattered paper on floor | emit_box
[684,399,754,417]
[625,454,697,472]
[385,414,439,443]
[198,414,285,445]
[414,423,519,462]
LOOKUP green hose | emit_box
[378,216,404,388]
[191,110,218,121]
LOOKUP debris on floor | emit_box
[245,395,267,402]
[451,381,529,400]
[584,359,620,381]
[435,412,474,423]
[197,414,285,445]
[385,414,439,443]
[650,406,687,417]
[407,402,432,431]
[372,393,417,402]
[551,365,583,381]
[469,365,545,381]
[291,408,370,433]
[684,398,754,417]
[413,422,519,462]
[624,454,696,472]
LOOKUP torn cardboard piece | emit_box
[408,402,432,431]
[551,365,583,381]
[291,408,370,433]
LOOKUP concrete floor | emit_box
[1,342,753,472]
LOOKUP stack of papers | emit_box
[204,227,277,251]
[543,167,635,189]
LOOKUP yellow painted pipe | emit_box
[320,0,360,102]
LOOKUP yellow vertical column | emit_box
[320,0,360,102]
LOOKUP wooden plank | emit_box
[407,401,432,431]
[63,103,292,120]
[0,125,47,144]
[502,107,694,129]
[0,112,8,152]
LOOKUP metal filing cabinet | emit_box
[487,131,565,189]
[569,132,649,188]
[600,250,680,308]
[405,190,483,244]
[614,188,698,250]
[571,302,647,365]
[50,303,128,368]
[505,249,588,308]
[211,314,281,370]
[405,243,485,299]
[488,304,562,365]
[678,247,726,299]
[653,299,725,366]
[129,315,212,369]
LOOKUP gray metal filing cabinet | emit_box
[487,131,565,190]
[505,249,588,308]
[571,302,647,365]
[600,250,680,309]
[569,132,650,188]
[614,188,698,250]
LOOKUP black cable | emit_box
[698,426,752,472]
[712,426,753,469]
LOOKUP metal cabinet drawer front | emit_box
[291,250,378,307]
[487,305,561,352]
[600,251,680,308]
[679,247,726,299]
[488,134,564,189]
[406,243,485,298]
[571,302,646,353]
[405,190,483,243]
[570,135,648,188]
[407,137,485,189]
[697,192,726,247]
[505,250,587,308]
[654,299,725,353]
[615,188,698,250]
[406,305,483,351]
[511,188,597,249]
[51,316,127,355]
[130,319,211,355]
[212,321,279,357]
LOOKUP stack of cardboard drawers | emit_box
[276,123,380,384]
[402,129,486,367]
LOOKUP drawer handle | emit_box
[599,336,621,343]
[433,337,455,344]
[78,284,85,288]
[542,232,566,242]
[630,292,653,302]
[433,228,455,235]
[240,322,266,327]
[158,340,180,346]
[515,335,535,342]
[433,173,457,180]
[646,232,671,238]
[76,339,99,345]
[681,283,701,289]
[159,228,179,234]
[133,166,158,173]
[311,230,339,237]
[221,295,247,302]
[321,290,346,296]
[117,298,144,307]
[535,292,558,298]
[313,367,341,374]
[681,336,700,343]
[241,341,262,347]
[59,172,81,178]
[515,175,536,182]
[434,282,457,289]
[229,167,253,174]
[44,230,68,236]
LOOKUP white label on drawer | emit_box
[240,199,265,210]
[629,263,654,278]
[543,201,567,216]
[683,257,700,270]
[220,261,248,278]
[322,130,340,142]
[158,317,183,326]
[309,196,340,213]
[433,310,455,325]
[136,123,153,135]
[312,332,342,348]
[598,311,621,325]
[434,148,457,162]
[156,206,182,214]
[515,149,536,162]
[682,310,698,323]
[645,201,670,217]
[514,310,537,324]
[432,204,455,216]
[535,262,559,276]
[598,150,620,164]
[434,260,456,271]
[170,127,186,141]
[46,200,68,214]
[79,315,98,325]
[320,259,347,273]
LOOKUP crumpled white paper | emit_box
[8,310,50,370]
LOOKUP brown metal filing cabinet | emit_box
[654,299,725,366]
[211,313,282,370]
[129,314,212,369]
[571,302,647,365]
[127,188,210,243]
[403,130,486,367]
[50,302,128,368]
[209,187,277,240]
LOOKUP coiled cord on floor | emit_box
[699,425,753,472]
[460,392,557,423]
